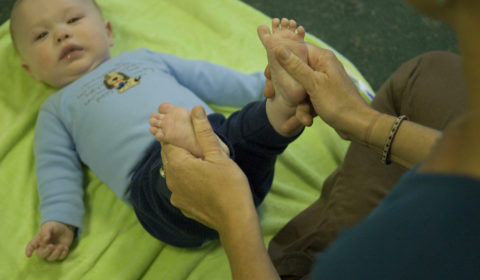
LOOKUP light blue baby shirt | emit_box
[34,49,265,233]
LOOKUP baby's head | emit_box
[10,0,114,88]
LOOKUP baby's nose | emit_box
[55,28,73,43]
[57,33,70,43]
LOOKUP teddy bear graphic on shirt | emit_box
[104,72,141,93]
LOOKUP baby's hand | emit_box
[25,221,75,261]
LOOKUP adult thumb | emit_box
[275,47,319,93]
[191,106,224,158]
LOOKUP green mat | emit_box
[0,0,373,279]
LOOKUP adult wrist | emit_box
[339,107,380,144]
[362,111,383,147]
[218,199,259,240]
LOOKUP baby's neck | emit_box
[56,55,112,89]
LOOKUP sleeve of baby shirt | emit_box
[34,101,85,235]
[146,49,266,107]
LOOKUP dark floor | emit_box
[0,0,458,91]
[241,0,458,91]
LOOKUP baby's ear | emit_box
[105,20,114,47]
[21,63,32,75]
[21,63,40,81]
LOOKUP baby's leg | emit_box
[149,103,229,157]
[257,18,308,106]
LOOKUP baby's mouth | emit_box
[59,45,84,61]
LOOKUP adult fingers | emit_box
[190,106,225,159]
[274,47,325,94]
[161,143,194,182]
[305,43,336,73]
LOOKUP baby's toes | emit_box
[257,25,272,44]
[272,18,281,31]
[280,18,289,29]
[158,102,175,114]
[296,26,306,38]
[288,19,297,30]
[154,129,166,142]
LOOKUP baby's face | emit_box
[11,0,114,88]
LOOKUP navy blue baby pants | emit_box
[128,100,300,247]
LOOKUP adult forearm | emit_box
[359,112,441,168]
[271,43,441,168]
[219,207,280,280]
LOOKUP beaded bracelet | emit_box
[382,115,407,165]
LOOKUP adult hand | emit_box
[161,106,256,233]
[275,43,376,141]
[162,107,279,280]
[264,65,316,130]
[25,221,74,261]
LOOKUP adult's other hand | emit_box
[160,106,255,233]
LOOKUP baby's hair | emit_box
[9,0,103,52]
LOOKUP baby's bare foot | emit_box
[149,103,229,158]
[257,18,308,106]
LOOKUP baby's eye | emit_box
[67,17,81,24]
[35,32,48,41]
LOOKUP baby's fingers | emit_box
[264,78,275,99]
[296,102,316,126]
[59,246,69,260]
[36,244,54,259]
[25,237,41,257]
[47,246,67,262]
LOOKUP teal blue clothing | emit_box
[312,168,480,279]
[34,49,265,235]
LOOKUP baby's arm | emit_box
[148,50,266,107]
[28,103,85,261]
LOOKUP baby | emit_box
[10,0,308,261]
